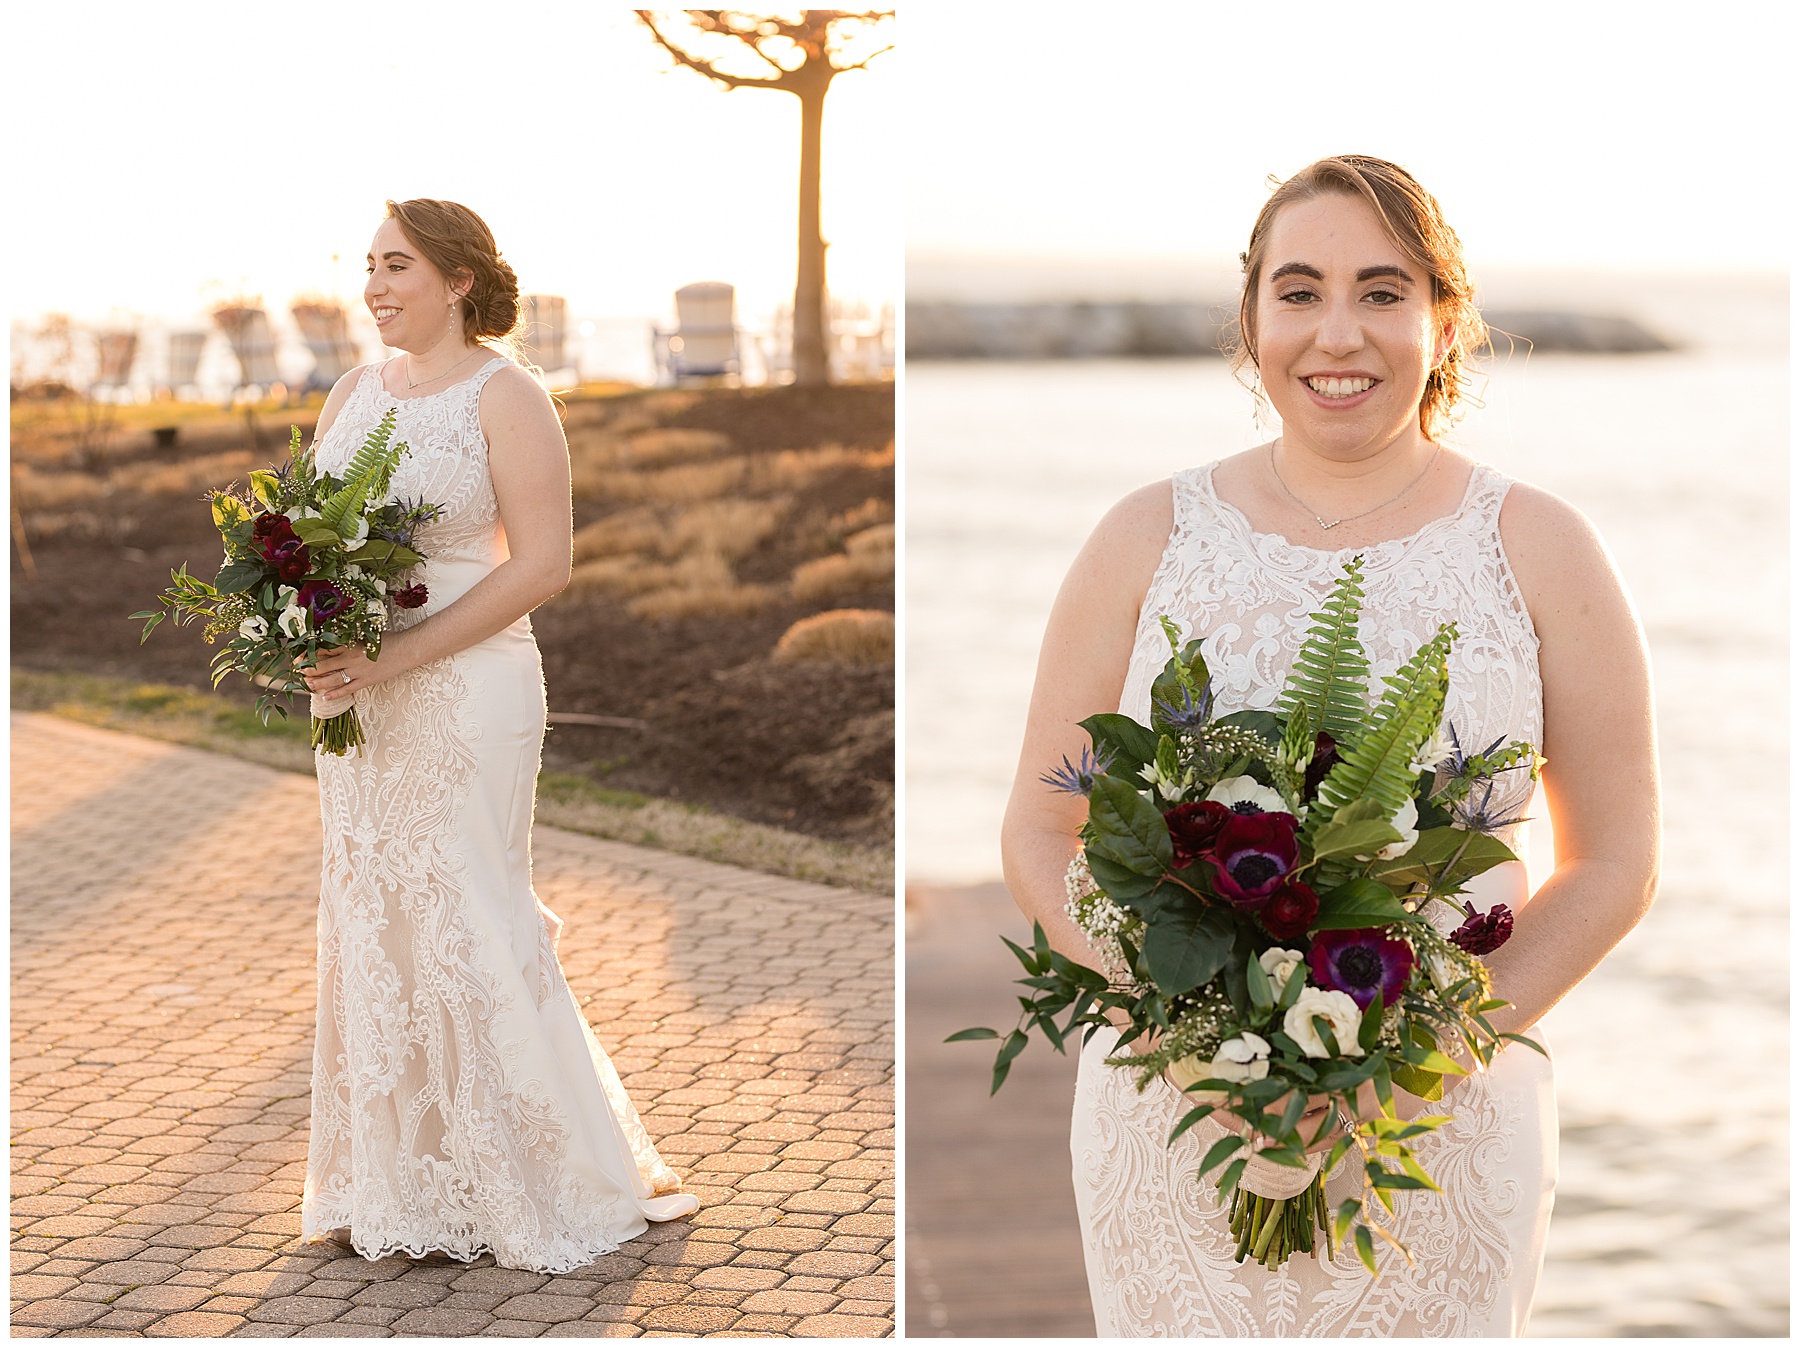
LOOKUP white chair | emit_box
[291,302,359,395]
[654,282,740,383]
[165,331,207,397]
[92,329,138,398]
[212,305,282,398]
[520,294,568,375]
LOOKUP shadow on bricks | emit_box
[12,713,895,1338]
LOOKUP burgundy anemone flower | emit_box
[1309,927,1415,1010]
[1303,731,1340,802]
[1450,903,1514,956]
[1259,880,1319,940]
[262,536,311,583]
[1163,800,1231,869]
[297,579,349,622]
[1206,811,1299,907]
[393,583,429,610]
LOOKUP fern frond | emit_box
[319,408,407,538]
[1277,558,1371,744]
[1305,623,1454,850]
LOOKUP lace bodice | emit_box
[314,357,511,569]
[1120,460,1542,856]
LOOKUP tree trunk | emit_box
[791,77,831,387]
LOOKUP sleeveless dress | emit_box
[299,356,698,1272]
[1070,461,1557,1337]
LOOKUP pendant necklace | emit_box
[1268,442,1442,531]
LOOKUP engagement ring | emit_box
[341,671,351,686]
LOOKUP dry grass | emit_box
[750,442,894,494]
[773,610,895,667]
[628,580,781,620]
[566,551,781,620]
[830,496,893,536]
[571,507,666,564]
[668,498,787,561]
[619,427,732,467]
[12,465,107,510]
[790,521,895,604]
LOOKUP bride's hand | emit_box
[301,643,404,699]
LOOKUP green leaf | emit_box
[1389,1059,1444,1100]
[1197,1132,1245,1179]
[1370,1170,1432,1191]
[1371,826,1518,888]
[1086,775,1172,876]
[1217,1156,1248,1197]
[1080,713,1159,786]
[1149,636,1210,732]
[944,1027,999,1042]
[1084,852,1163,903]
[1278,961,1307,1010]
[1354,1224,1378,1274]
[249,470,282,508]
[1168,1103,1216,1145]
[213,559,266,595]
[1312,879,1409,930]
[991,1029,1029,1095]
[1276,556,1371,743]
[210,492,250,530]
[1334,1198,1361,1247]
[289,516,342,547]
[1310,817,1406,861]
[1357,994,1385,1053]
[348,539,425,572]
[1142,904,1234,996]
[1246,949,1274,1015]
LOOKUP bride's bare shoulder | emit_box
[1073,478,1176,580]
[1496,479,1631,626]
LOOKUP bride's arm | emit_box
[303,366,571,694]
[1479,483,1660,1036]
[1000,482,1174,968]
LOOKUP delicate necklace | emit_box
[1268,441,1442,531]
[404,347,480,391]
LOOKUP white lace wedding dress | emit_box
[299,356,698,1272]
[1071,461,1556,1336]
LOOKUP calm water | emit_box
[904,280,1788,1335]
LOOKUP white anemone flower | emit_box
[1377,796,1420,860]
[238,614,269,641]
[1206,774,1287,815]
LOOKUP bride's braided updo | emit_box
[384,198,520,344]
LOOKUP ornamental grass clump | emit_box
[131,411,443,756]
[952,557,1544,1275]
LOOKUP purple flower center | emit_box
[1333,947,1384,990]
[1228,800,1263,814]
[1228,852,1282,889]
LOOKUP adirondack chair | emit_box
[212,304,282,399]
[165,331,208,397]
[91,329,138,397]
[520,294,568,375]
[291,301,360,395]
[653,282,740,383]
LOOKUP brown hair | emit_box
[384,198,521,345]
[1227,155,1485,438]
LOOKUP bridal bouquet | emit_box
[953,558,1543,1274]
[131,409,440,755]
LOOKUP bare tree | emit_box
[636,10,893,387]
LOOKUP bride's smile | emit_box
[1254,192,1450,468]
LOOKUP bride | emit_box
[296,198,698,1270]
[1000,156,1659,1335]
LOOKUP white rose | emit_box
[1259,947,1306,994]
[277,603,308,638]
[345,516,370,547]
[1285,987,1365,1058]
[237,614,269,641]
[1206,775,1287,815]
[278,584,298,603]
[1376,796,1420,860]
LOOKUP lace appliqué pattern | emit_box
[301,360,668,1271]
[1075,461,1550,1336]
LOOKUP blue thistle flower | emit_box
[1453,779,1529,834]
[1040,744,1111,796]
[1153,679,1215,731]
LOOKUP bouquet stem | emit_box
[1229,1175,1331,1267]
[311,707,365,756]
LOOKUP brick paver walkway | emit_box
[11,713,893,1338]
